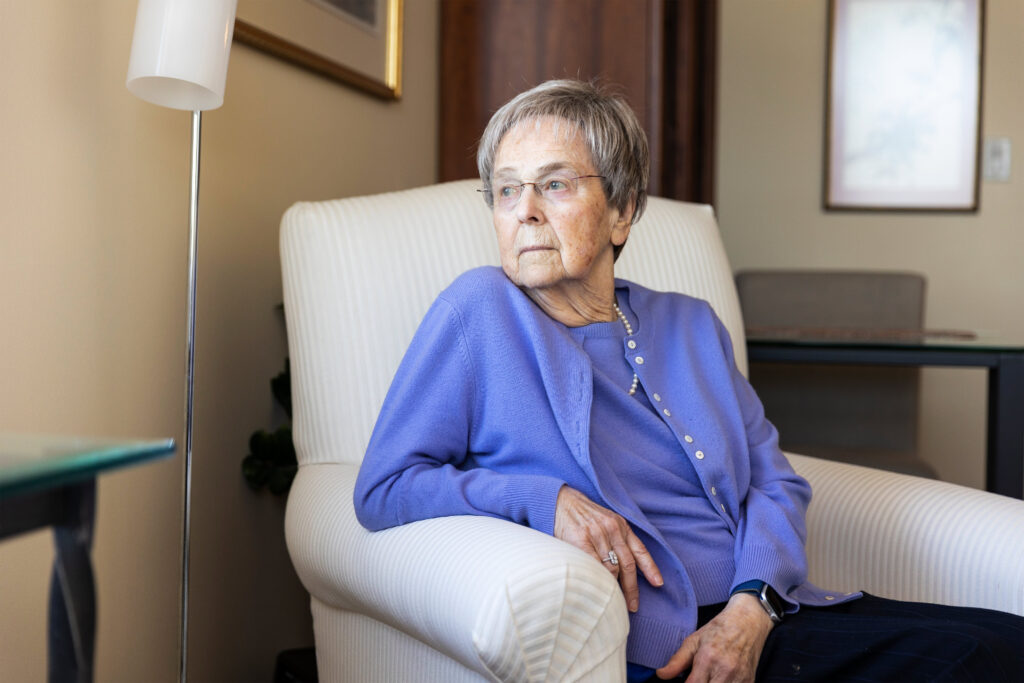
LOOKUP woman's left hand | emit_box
[553,485,663,613]
[655,593,775,682]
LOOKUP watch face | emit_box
[761,585,784,622]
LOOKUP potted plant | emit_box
[242,359,297,496]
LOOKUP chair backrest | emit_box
[280,179,744,466]
[735,269,927,469]
[736,270,925,331]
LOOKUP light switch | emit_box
[983,137,1012,182]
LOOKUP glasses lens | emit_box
[540,177,574,200]
[496,183,522,209]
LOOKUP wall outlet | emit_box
[982,137,1012,182]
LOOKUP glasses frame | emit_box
[478,174,606,209]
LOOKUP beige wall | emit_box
[0,1,438,680]
[717,0,1024,490]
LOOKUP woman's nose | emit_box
[515,185,544,223]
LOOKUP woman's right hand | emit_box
[553,485,664,612]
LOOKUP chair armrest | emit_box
[285,463,629,682]
[788,453,1024,616]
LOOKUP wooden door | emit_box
[439,0,716,204]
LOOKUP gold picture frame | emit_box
[825,0,984,211]
[234,0,403,100]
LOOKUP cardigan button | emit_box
[695,450,705,460]
[683,434,693,443]
[627,340,637,349]
[635,356,644,364]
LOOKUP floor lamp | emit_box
[126,1,237,680]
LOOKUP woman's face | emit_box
[491,116,631,295]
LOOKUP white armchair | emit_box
[280,180,1024,682]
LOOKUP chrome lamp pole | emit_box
[125,2,237,680]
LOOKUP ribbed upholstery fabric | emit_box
[615,201,747,376]
[311,606,486,682]
[280,179,1024,681]
[285,463,628,681]
[280,181,501,469]
[789,453,1024,617]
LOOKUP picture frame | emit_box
[234,0,403,100]
[825,0,984,211]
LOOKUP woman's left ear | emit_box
[612,197,636,245]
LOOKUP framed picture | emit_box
[234,0,403,100]
[825,0,984,211]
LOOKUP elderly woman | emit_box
[354,80,1023,682]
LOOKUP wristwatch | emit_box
[732,580,785,624]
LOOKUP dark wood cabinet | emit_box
[439,0,717,204]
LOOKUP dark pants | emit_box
[632,595,1024,682]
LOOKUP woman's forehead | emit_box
[494,116,593,175]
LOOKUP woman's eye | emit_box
[499,185,518,198]
[545,179,568,192]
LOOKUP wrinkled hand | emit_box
[656,593,774,682]
[553,485,663,612]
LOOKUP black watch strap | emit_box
[732,580,785,624]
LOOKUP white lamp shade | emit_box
[127,0,238,111]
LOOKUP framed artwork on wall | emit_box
[234,0,403,100]
[825,0,984,211]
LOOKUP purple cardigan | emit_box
[354,266,856,668]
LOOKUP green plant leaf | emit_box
[270,426,296,465]
[243,350,296,496]
[242,454,272,490]
[249,430,274,457]
[268,465,297,496]
[271,358,292,420]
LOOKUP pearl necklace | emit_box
[612,300,640,396]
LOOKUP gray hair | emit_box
[477,79,650,231]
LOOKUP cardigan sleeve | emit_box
[715,318,813,607]
[353,295,566,534]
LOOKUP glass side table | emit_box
[0,434,175,683]
[746,330,1024,499]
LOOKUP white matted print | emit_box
[825,0,983,211]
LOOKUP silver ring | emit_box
[602,550,619,566]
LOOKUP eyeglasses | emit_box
[479,175,605,210]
